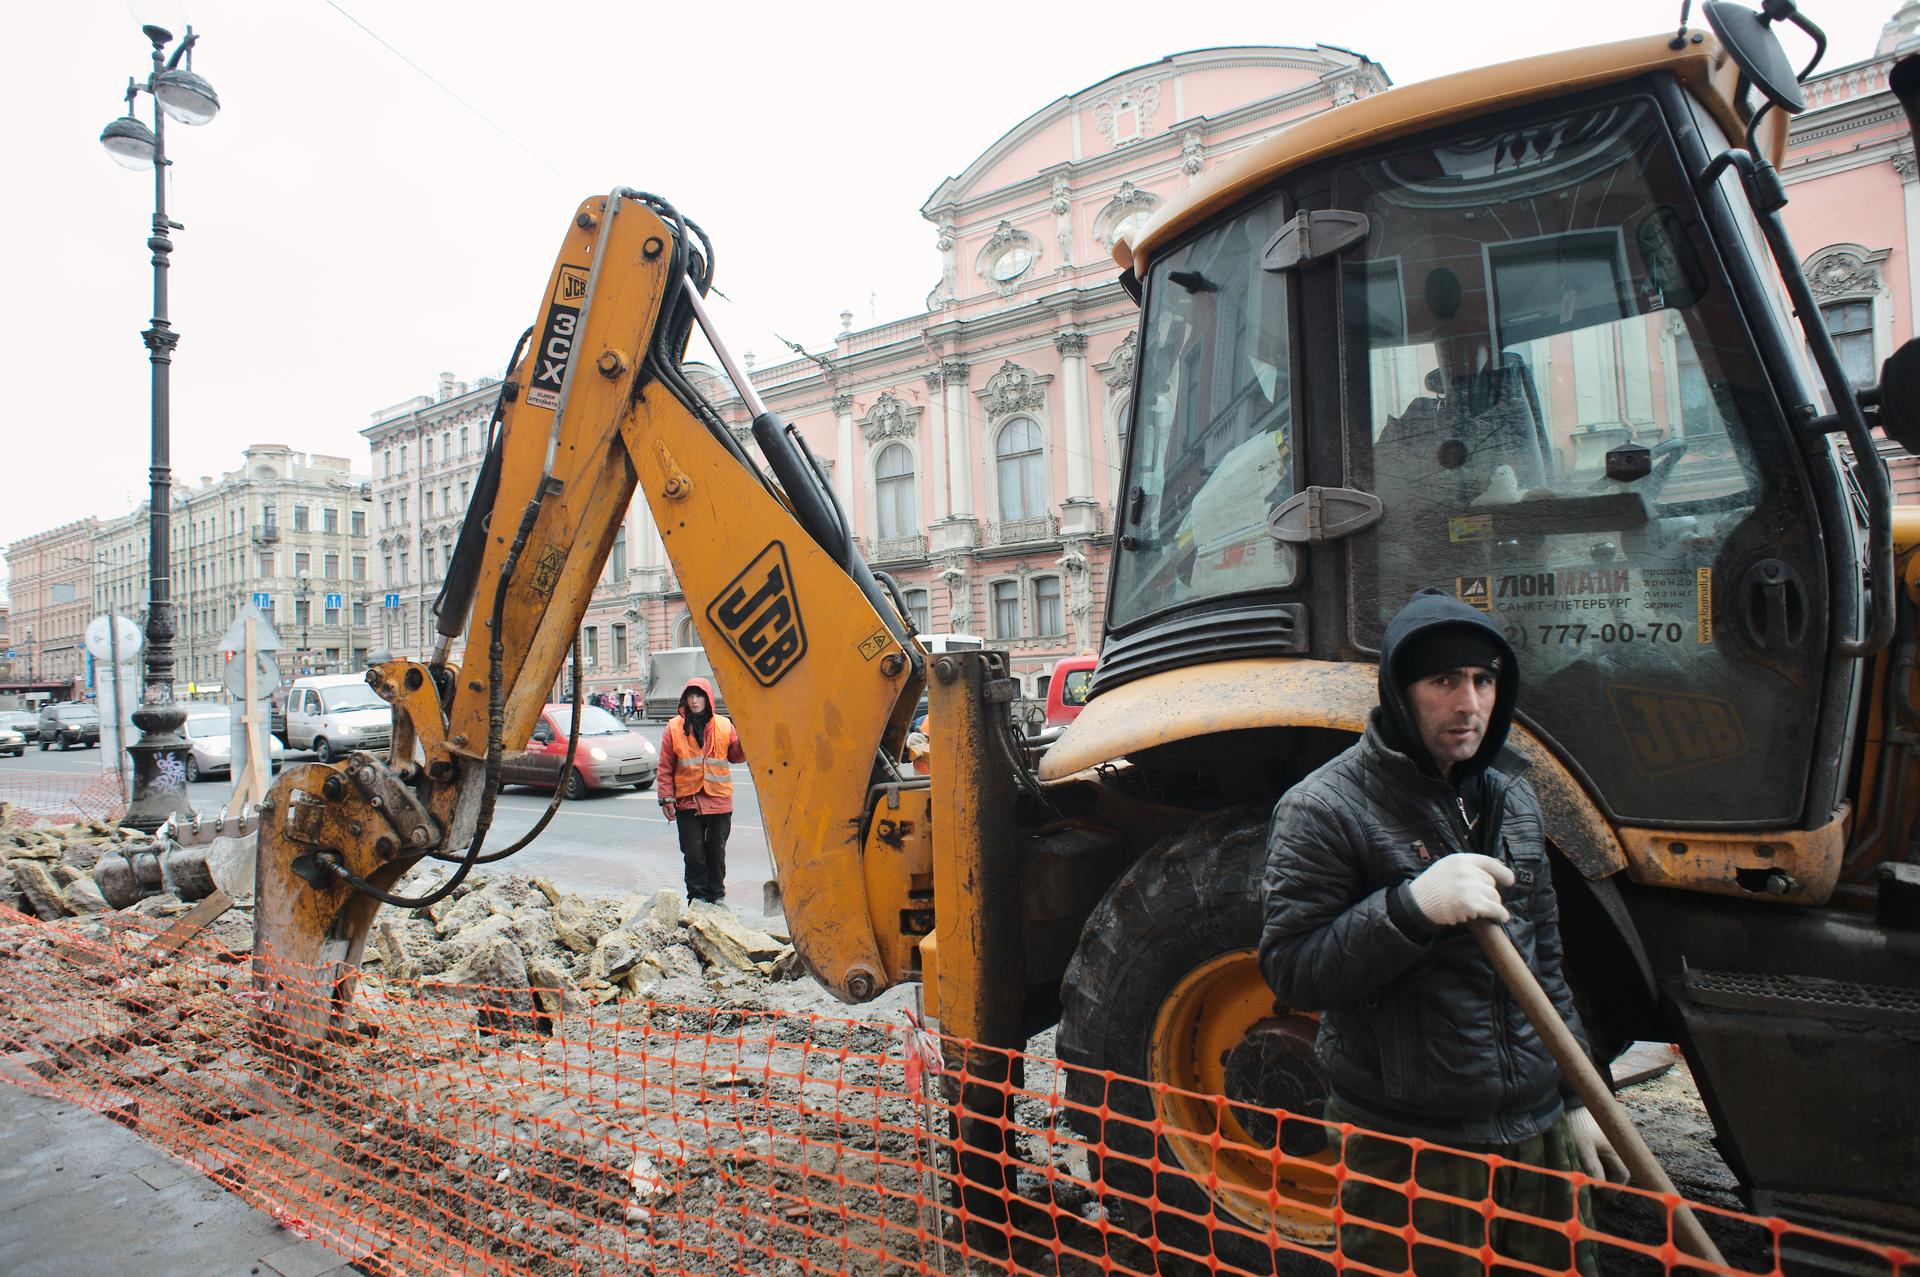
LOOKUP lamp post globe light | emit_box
[100,23,219,832]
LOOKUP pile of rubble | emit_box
[0,818,145,919]
[0,813,806,1018]
[369,867,806,1018]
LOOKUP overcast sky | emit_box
[0,0,1889,600]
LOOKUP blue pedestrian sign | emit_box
[325,593,343,610]
[252,591,272,609]
[384,593,401,609]
[3,650,13,659]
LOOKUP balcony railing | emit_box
[983,515,1060,548]
[866,534,928,564]
[251,523,280,543]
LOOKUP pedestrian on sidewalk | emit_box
[658,677,745,905]
[1260,588,1623,1276]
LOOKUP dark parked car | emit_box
[502,704,657,798]
[37,703,100,751]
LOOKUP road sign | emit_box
[218,604,283,653]
[325,592,343,610]
[252,591,272,610]
[384,593,401,609]
[223,651,280,698]
[4,650,14,659]
[84,613,145,663]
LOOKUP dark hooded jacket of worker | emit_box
[1258,589,1592,1145]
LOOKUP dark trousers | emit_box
[1328,1100,1599,1277]
[675,810,731,902]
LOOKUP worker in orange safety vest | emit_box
[658,677,747,904]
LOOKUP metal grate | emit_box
[1683,962,1920,1026]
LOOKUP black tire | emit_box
[37,740,47,752]
[563,768,590,800]
[185,756,200,783]
[313,737,333,764]
[633,778,654,792]
[1057,806,1334,1277]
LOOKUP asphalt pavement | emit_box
[0,737,777,907]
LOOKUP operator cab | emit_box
[1089,28,1873,833]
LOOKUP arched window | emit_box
[874,443,916,540]
[674,613,698,648]
[903,588,930,634]
[995,418,1046,522]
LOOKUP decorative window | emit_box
[975,221,1041,297]
[352,509,366,536]
[293,505,310,532]
[990,580,1021,640]
[352,554,367,581]
[995,418,1047,522]
[1096,183,1160,250]
[324,553,340,580]
[323,507,339,534]
[1804,243,1891,401]
[1032,576,1064,636]
[674,613,698,648]
[903,588,930,634]
[294,551,311,575]
[875,443,916,540]
[459,426,470,456]
[612,623,628,669]
[584,626,599,668]
[352,600,367,626]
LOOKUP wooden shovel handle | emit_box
[1468,919,1726,1269]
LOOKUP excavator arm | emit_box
[251,192,926,1060]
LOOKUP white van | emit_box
[917,633,985,654]
[283,673,392,762]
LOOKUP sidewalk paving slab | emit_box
[0,1082,360,1277]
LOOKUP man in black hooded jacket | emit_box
[1261,588,1619,1275]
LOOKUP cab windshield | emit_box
[1109,191,1296,629]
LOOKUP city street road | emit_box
[0,743,777,909]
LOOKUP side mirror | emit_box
[1877,339,1920,455]
[1703,1,1810,114]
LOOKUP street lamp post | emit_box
[101,24,220,832]
[296,575,312,673]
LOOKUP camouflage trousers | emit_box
[1327,1100,1601,1277]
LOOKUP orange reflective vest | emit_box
[665,715,737,803]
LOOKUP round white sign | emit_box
[84,614,145,663]
[222,650,282,699]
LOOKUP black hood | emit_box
[1375,587,1519,784]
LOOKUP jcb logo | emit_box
[709,542,807,686]
[1606,685,1747,773]
[525,264,588,411]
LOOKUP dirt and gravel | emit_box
[0,819,1759,1276]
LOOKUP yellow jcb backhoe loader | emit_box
[252,2,1920,1267]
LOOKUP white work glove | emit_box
[1407,853,1514,927]
[1568,1107,1629,1183]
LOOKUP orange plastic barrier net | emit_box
[0,768,128,828]
[0,902,1911,1277]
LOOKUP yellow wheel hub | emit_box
[1146,949,1337,1244]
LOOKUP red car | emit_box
[501,704,658,798]
[1045,656,1098,727]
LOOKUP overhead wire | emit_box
[321,0,588,194]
